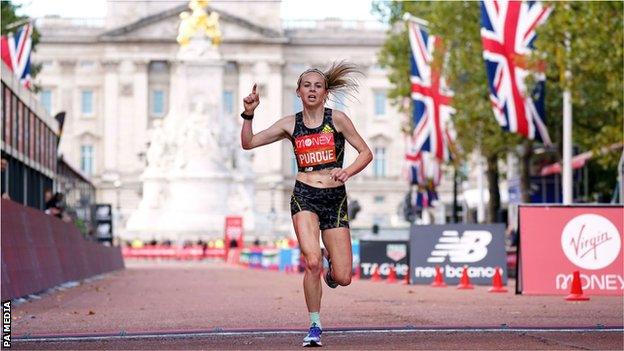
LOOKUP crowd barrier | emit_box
[122,246,302,272]
[1,199,125,301]
[122,246,226,260]
[237,248,300,271]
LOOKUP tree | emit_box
[533,1,623,200]
[374,0,624,210]
[374,1,515,222]
[1,1,25,34]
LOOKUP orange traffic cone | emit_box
[370,266,381,282]
[488,266,508,293]
[430,265,447,287]
[565,271,590,301]
[457,265,474,289]
[402,267,410,285]
[386,266,398,283]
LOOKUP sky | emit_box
[13,0,380,21]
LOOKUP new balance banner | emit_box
[409,224,507,285]
[519,205,623,296]
[359,240,409,280]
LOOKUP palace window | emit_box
[374,91,386,116]
[223,90,234,114]
[80,145,94,175]
[81,89,94,116]
[373,147,386,177]
[40,89,52,114]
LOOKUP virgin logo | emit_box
[561,214,621,270]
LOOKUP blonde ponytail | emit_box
[323,61,362,98]
[297,61,363,105]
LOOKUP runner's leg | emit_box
[321,227,352,286]
[293,211,323,313]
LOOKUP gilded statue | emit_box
[176,0,222,46]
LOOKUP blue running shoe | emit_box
[302,324,322,347]
[323,257,338,289]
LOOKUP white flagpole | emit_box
[402,13,429,26]
[562,84,573,204]
[562,28,573,205]
[5,18,31,31]
[476,144,485,223]
[618,150,624,204]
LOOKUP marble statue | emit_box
[125,4,255,240]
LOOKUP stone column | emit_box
[237,61,254,116]
[128,59,149,176]
[267,60,286,227]
[102,59,120,173]
[58,60,76,160]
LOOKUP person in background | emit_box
[44,191,64,219]
[44,189,54,214]
[229,238,239,249]
[1,158,9,200]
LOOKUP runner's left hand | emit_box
[330,168,350,183]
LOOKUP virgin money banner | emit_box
[409,224,507,285]
[224,216,244,248]
[519,205,623,295]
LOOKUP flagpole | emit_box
[562,29,573,204]
[5,18,31,31]
[402,13,429,26]
[562,84,572,204]
[618,150,624,204]
[477,156,485,223]
[452,165,458,223]
[476,144,485,223]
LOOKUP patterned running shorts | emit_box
[290,180,350,230]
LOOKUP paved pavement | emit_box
[9,260,624,350]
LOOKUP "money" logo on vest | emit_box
[295,133,336,167]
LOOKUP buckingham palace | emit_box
[31,1,437,242]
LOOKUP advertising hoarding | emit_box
[359,240,409,280]
[409,224,507,285]
[519,205,623,295]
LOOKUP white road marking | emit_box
[14,326,623,343]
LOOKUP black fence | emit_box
[57,155,97,232]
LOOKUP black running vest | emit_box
[291,108,345,172]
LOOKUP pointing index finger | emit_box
[252,83,257,95]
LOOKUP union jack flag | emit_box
[480,0,552,145]
[408,19,455,162]
[404,148,442,187]
[1,23,33,89]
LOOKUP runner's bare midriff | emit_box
[296,168,344,188]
